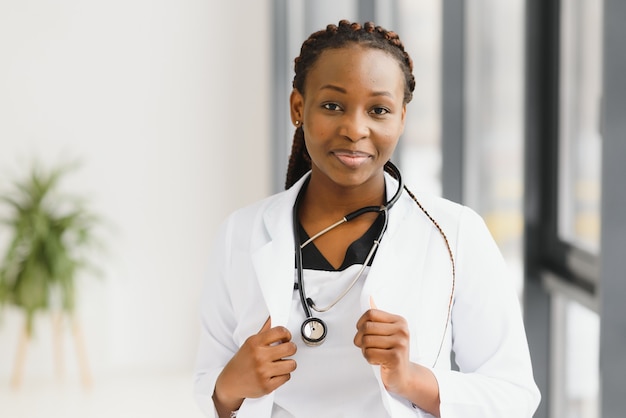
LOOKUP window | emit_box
[549,2,604,417]
[464,0,526,297]
[396,0,442,196]
[549,290,600,418]
[524,1,605,416]
[557,0,603,254]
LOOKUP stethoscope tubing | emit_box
[292,161,403,320]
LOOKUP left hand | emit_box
[353,302,412,395]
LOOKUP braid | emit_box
[285,126,311,189]
[293,20,415,103]
[285,20,415,189]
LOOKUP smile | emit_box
[331,150,373,168]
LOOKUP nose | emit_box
[339,110,370,142]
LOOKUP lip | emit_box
[331,150,373,169]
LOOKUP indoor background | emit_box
[0,1,624,418]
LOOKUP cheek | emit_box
[378,126,402,147]
[388,118,405,143]
[304,123,330,147]
[302,128,322,156]
[376,132,401,160]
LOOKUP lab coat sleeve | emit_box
[430,207,541,417]
[193,218,238,417]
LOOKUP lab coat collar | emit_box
[251,171,413,327]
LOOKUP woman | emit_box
[194,20,540,418]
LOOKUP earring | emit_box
[295,120,300,126]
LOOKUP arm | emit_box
[212,318,297,418]
[193,219,297,417]
[433,207,540,417]
[354,206,540,417]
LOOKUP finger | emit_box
[269,340,297,359]
[360,346,391,365]
[253,317,292,348]
[360,308,404,329]
[355,310,374,330]
[271,358,298,376]
[258,316,272,334]
[360,333,398,351]
[354,331,370,348]
[266,371,293,391]
[356,322,406,352]
[362,321,397,337]
[257,317,293,344]
[354,319,385,347]
[355,310,386,330]
[262,360,297,393]
[255,326,294,349]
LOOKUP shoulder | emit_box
[400,190,490,250]
[401,190,474,228]
[228,191,284,221]
[222,189,289,232]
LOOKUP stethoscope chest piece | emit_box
[301,317,327,346]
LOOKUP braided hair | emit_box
[285,20,416,189]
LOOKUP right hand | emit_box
[213,317,297,414]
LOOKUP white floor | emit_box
[0,372,205,418]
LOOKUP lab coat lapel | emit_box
[361,178,437,418]
[360,175,431,312]
[244,202,293,418]
[250,176,308,328]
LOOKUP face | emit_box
[290,45,407,191]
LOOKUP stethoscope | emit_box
[293,161,402,346]
[292,161,456,367]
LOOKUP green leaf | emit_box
[0,161,105,335]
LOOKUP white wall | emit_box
[0,0,271,379]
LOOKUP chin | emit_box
[312,162,383,189]
[328,171,378,190]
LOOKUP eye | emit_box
[370,107,390,116]
[322,103,342,112]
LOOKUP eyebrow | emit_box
[319,84,394,98]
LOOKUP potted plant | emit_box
[0,163,102,387]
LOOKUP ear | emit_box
[290,89,304,126]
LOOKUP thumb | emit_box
[258,316,272,333]
[369,296,378,310]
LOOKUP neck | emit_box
[301,171,386,220]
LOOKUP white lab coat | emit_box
[194,173,540,417]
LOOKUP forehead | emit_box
[304,45,405,95]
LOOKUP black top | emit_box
[298,213,385,271]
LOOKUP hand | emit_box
[354,297,440,416]
[353,297,412,395]
[213,317,297,416]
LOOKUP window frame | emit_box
[525,0,626,417]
